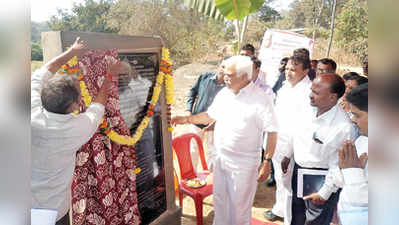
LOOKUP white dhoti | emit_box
[212,158,258,225]
[270,135,295,225]
[282,158,294,225]
[190,125,215,172]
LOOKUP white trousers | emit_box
[212,158,258,225]
[270,135,294,225]
[282,159,294,225]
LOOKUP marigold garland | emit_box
[76,47,174,146]
[61,47,174,171]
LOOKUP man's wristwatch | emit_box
[264,158,272,163]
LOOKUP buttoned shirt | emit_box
[338,136,368,209]
[186,72,225,128]
[119,76,151,129]
[31,67,104,220]
[285,104,356,200]
[272,76,313,161]
[207,82,278,170]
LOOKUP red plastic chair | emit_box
[172,133,213,225]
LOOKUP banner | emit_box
[258,29,314,87]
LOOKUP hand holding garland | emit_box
[93,56,121,106]
[45,37,87,75]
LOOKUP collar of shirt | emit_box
[228,81,255,97]
[210,73,224,86]
[210,73,217,80]
[42,108,75,125]
[312,103,339,126]
[282,75,311,89]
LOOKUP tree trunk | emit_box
[234,19,241,54]
[326,0,337,58]
[240,16,249,45]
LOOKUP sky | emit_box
[30,0,84,22]
[30,0,294,22]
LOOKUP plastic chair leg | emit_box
[179,191,183,208]
[194,196,204,225]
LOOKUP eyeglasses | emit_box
[316,68,333,73]
[312,132,323,144]
[348,111,354,120]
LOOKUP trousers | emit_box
[291,163,340,225]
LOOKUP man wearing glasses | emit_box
[316,58,337,77]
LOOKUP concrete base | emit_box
[150,207,182,225]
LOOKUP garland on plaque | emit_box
[59,47,174,154]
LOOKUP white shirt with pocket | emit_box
[31,67,104,220]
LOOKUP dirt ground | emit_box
[179,182,283,225]
[171,62,283,225]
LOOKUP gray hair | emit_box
[41,74,79,114]
[224,55,253,80]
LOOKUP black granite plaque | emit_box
[118,53,167,225]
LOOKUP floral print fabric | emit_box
[72,49,141,225]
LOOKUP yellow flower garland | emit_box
[78,48,174,146]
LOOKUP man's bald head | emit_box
[316,73,346,99]
[120,61,132,75]
[310,73,346,114]
[119,61,138,86]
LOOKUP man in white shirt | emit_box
[337,83,368,225]
[264,56,313,223]
[281,73,356,225]
[172,55,278,225]
[31,37,120,225]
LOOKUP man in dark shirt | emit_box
[240,43,256,56]
[272,57,289,94]
[186,64,225,170]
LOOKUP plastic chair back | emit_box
[172,133,208,181]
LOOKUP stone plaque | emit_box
[118,52,167,224]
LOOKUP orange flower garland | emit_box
[83,48,174,146]
[60,48,174,175]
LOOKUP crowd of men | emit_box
[176,43,368,225]
[31,37,368,225]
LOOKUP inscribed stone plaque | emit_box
[118,52,167,224]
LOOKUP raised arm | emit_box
[44,37,86,74]
[92,56,121,106]
[31,37,86,111]
[171,112,214,127]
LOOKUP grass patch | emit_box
[31,61,43,72]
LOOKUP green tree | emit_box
[335,0,367,61]
[31,42,43,61]
[107,0,227,65]
[184,0,265,52]
[258,3,281,23]
[277,0,349,32]
[31,21,50,43]
[48,0,118,33]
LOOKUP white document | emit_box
[31,208,58,225]
[297,168,328,198]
